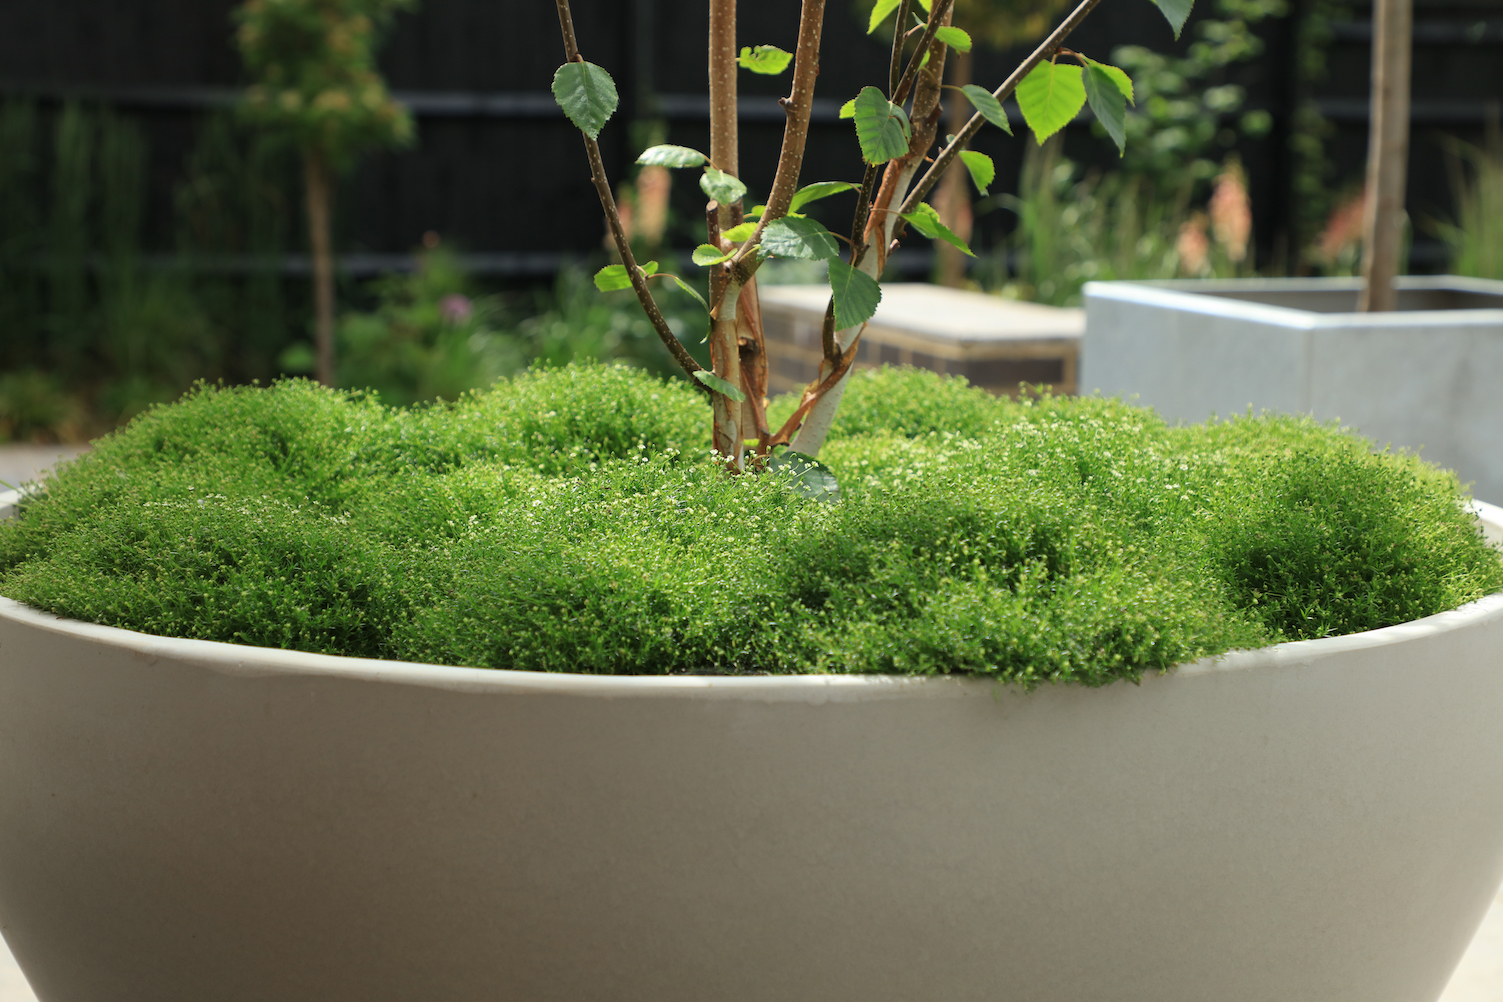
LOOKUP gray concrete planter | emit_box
[1082,275,1503,501]
[0,488,1502,1002]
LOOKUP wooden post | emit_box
[1357,0,1411,312]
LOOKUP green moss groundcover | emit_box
[2,364,1499,687]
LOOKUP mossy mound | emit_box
[2,364,1499,686]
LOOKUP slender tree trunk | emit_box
[1358,0,1411,312]
[304,149,337,385]
[707,0,751,467]
[935,49,974,288]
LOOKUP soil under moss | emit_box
[2,363,1499,686]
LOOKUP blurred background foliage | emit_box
[1,0,1501,441]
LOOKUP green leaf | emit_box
[1082,62,1128,155]
[551,61,619,141]
[958,150,994,196]
[915,0,930,10]
[934,26,972,52]
[867,0,902,33]
[1084,58,1134,104]
[790,181,858,214]
[828,257,881,329]
[693,369,746,401]
[852,86,912,165]
[637,144,707,167]
[959,84,1012,135]
[722,222,758,242]
[700,167,748,206]
[1015,62,1086,145]
[900,202,973,256]
[839,98,857,120]
[664,274,710,312]
[738,45,793,74]
[692,244,735,266]
[1149,0,1193,38]
[767,450,841,503]
[593,261,659,291]
[762,217,840,260]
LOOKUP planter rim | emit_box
[3,488,1500,702]
[1083,274,1503,330]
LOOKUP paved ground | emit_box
[1,442,1502,999]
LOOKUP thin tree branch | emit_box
[554,0,705,383]
[900,0,1109,215]
[887,0,913,97]
[891,0,955,108]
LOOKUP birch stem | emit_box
[1358,0,1411,312]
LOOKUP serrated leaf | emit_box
[1016,61,1086,145]
[828,257,881,329]
[852,86,912,165]
[1082,62,1127,155]
[738,45,793,74]
[959,84,1012,135]
[915,0,930,10]
[700,167,748,206]
[762,217,840,260]
[1149,0,1193,38]
[693,369,746,401]
[934,26,972,51]
[790,181,858,214]
[551,62,618,140]
[767,450,841,503]
[958,150,994,196]
[839,98,857,119]
[1083,57,1134,104]
[637,144,707,167]
[722,222,758,242]
[867,0,902,33]
[593,261,659,291]
[665,274,710,312]
[901,202,973,256]
[692,244,735,267]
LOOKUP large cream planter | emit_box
[1,487,1502,1002]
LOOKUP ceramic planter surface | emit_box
[1081,275,1503,502]
[1,490,1501,1002]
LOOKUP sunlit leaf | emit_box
[1150,0,1193,38]
[722,222,758,242]
[692,244,735,266]
[853,86,912,165]
[839,98,857,119]
[551,61,618,140]
[934,26,972,51]
[900,202,974,255]
[700,167,748,206]
[1015,61,1085,144]
[593,261,658,291]
[790,181,858,213]
[1084,57,1134,104]
[958,150,994,196]
[738,45,793,74]
[959,84,1012,135]
[867,0,902,33]
[637,144,707,167]
[828,257,881,329]
[693,369,746,401]
[1082,62,1127,155]
[762,217,840,260]
[767,450,841,503]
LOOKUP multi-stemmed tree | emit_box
[235,0,416,386]
[553,0,1189,471]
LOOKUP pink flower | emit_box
[439,294,473,324]
[1209,162,1252,263]
[1177,213,1210,276]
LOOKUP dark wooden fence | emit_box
[1,0,1501,276]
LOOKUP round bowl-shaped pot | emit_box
[1,492,1501,1002]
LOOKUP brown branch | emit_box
[890,0,955,108]
[554,0,705,384]
[887,0,913,97]
[819,298,839,366]
[768,328,865,449]
[900,0,1110,216]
